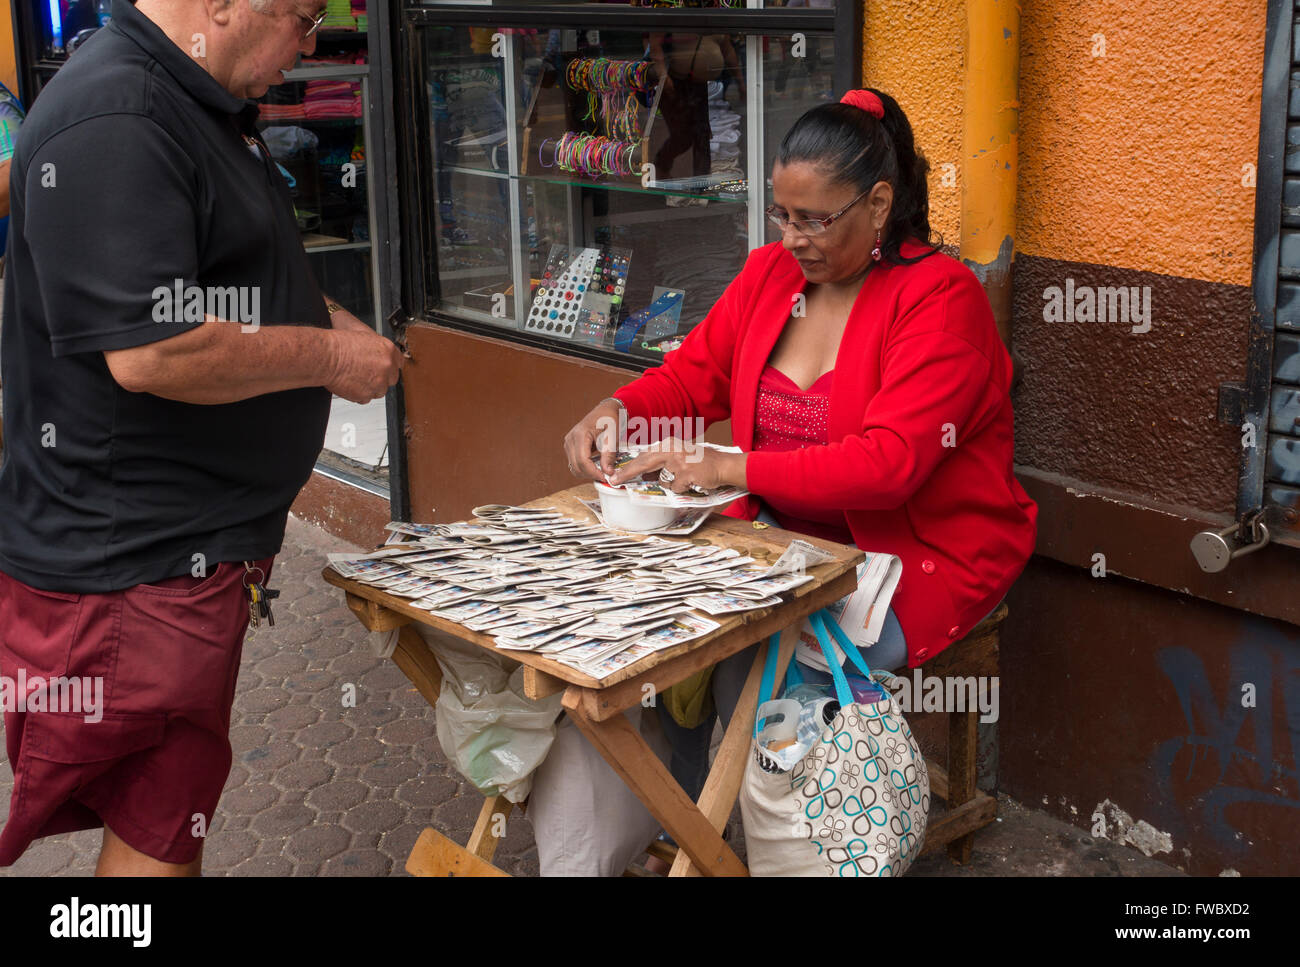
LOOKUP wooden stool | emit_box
[916,602,1006,864]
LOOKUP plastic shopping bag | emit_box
[417,627,564,803]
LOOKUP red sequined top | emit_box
[752,366,856,545]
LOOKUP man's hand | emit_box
[563,399,625,480]
[325,327,404,404]
[606,437,748,493]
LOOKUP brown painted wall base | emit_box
[1000,557,1300,876]
[290,470,389,550]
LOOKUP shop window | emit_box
[404,5,851,366]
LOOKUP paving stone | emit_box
[379,822,427,866]
[284,670,339,694]
[297,720,353,750]
[509,846,541,878]
[375,717,437,747]
[318,604,360,627]
[230,854,296,876]
[239,688,291,714]
[321,850,392,877]
[274,619,325,648]
[292,593,337,618]
[325,736,385,767]
[343,799,406,836]
[228,724,272,754]
[412,735,450,767]
[206,830,259,870]
[251,803,317,838]
[306,778,369,812]
[327,651,385,679]
[254,652,310,678]
[435,791,485,832]
[356,702,402,727]
[255,836,289,858]
[360,755,423,788]
[241,741,301,773]
[10,840,77,876]
[223,763,251,792]
[308,641,359,666]
[264,702,321,733]
[391,686,434,710]
[272,759,334,793]
[359,663,410,691]
[288,824,352,863]
[396,774,459,809]
[221,781,279,815]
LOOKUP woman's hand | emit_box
[606,438,748,494]
[563,398,624,480]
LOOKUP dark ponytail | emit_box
[775,88,941,265]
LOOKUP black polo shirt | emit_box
[0,0,332,592]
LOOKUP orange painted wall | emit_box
[861,0,965,250]
[0,0,16,96]
[862,0,1266,287]
[1018,1,1264,286]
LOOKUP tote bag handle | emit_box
[756,608,877,728]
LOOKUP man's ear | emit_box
[204,0,238,28]
[867,180,893,231]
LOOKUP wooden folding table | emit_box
[322,483,862,876]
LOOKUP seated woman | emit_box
[540,87,1037,874]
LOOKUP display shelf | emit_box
[256,65,380,333]
[304,238,374,253]
[437,161,748,202]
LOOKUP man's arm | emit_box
[104,315,402,405]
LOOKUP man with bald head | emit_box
[0,0,402,874]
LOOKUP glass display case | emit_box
[402,2,858,367]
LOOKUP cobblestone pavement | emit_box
[0,514,1181,878]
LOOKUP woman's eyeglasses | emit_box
[766,188,869,237]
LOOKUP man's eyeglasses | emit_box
[766,188,869,237]
[300,7,328,37]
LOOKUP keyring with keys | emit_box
[242,561,280,628]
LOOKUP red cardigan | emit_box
[614,239,1037,667]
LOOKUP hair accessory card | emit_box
[614,289,685,352]
[526,244,632,340]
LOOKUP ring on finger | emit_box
[659,468,675,484]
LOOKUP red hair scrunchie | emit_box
[840,89,885,119]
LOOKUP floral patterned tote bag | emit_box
[739,609,929,876]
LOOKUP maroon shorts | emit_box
[0,557,272,866]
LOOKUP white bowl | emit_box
[594,482,679,532]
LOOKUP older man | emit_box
[0,0,403,874]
